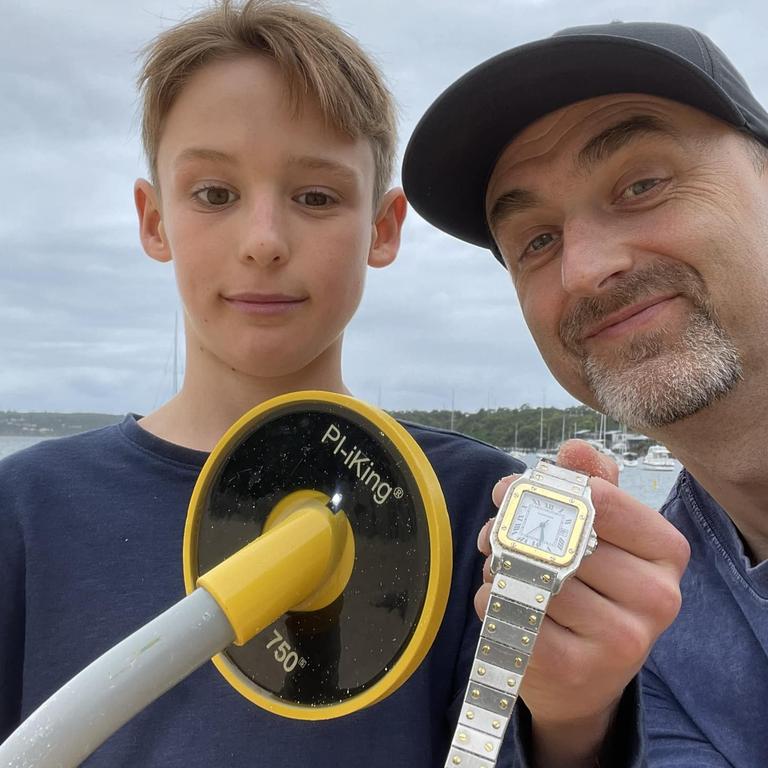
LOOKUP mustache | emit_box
[559,261,709,353]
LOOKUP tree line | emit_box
[390,404,622,450]
[1,404,621,449]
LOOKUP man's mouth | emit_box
[580,293,681,343]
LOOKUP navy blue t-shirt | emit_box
[0,414,523,766]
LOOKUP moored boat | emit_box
[622,451,639,468]
[642,445,676,471]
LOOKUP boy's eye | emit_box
[296,190,335,207]
[193,186,238,206]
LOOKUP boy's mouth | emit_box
[222,292,308,315]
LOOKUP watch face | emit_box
[498,484,589,565]
[506,490,577,557]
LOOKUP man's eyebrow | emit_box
[487,115,681,231]
[173,147,236,168]
[488,188,541,232]
[576,115,681,172]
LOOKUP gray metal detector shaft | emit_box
[2,590,232,768]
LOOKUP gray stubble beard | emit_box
[561,263,743,430]
[583,309,742,429]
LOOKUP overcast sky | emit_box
[2,0,766,415]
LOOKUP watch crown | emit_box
[585,531,598,557]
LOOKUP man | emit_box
[403,21,768,768]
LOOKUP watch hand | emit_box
[523,520,547,541]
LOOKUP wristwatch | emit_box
[445,459,597,767]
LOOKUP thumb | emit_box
[556,438,620,486]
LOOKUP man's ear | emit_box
[134,178,171,263]
[368,187,407,269]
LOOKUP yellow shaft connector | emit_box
[197,500,347,646]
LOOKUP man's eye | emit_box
[193,186,237,206]
[296,191,334,207]
[620,178,661,199]
[524,232,558,254]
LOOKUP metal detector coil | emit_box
[183,390,453,719]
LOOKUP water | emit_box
[0,437,679,509]
[0,435,50,460]
[616,463,681,509]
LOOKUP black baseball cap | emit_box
[402,21,768,264]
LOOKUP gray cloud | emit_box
[2,0,767,414]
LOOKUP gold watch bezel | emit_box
[496,480,591,566]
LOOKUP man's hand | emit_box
[476,440,690,767]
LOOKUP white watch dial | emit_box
[507,490,578,557]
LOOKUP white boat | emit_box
[622,451,639,468]
[642,445,676,471]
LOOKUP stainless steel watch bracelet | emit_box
[527,459,591,497]
[443,461,591,768]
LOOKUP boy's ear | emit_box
[134,178,171,263]
[368,187,407,269]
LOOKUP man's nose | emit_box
[239,195,290,267]
[560,216,634,296]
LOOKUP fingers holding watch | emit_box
[473,579,492,620]
[520,581,643,717]
[588,476,690,566]
[491,473,518,508]
[469,455,689,768]
[573,533,686,616]
[482,436,618,559]
[480,464,688,585]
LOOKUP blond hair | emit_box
[138,0,396,204]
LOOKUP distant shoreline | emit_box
[0,405,630,451]
[0,412,122,438]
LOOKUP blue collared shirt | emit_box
[645,469,768,766]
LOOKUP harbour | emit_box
[0,435,681,509]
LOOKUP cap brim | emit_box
[402,35,745,257]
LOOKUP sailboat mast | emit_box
[539,407,544,449]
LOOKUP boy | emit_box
[0,1,519,765]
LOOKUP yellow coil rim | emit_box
[182,390,452,720]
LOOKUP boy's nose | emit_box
[560,217,635,297]
[240,200,290,266]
